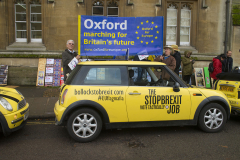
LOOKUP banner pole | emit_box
[78,15,81,56]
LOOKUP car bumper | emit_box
[0,103,29,136]
[54,100,66,126]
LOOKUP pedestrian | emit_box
[182,51,195,84]
[222,50,233,72]
[210,54,226,84]
[62,40,80,81]
[171,45,181,76]
[155,45,176,82]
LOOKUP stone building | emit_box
[0,0,239,85]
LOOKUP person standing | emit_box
[222,50,233,72]
[155,46,176,80]
[210,54,226,84]
[182,51,194,84]
[62,40,80,81]
[171,45,181,76]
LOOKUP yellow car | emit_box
[215,70,240,114]
[54,61,231,142]
[0,87,29,136]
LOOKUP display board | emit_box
[194,68,206,87]
[36,58,46,86]
[0,65,8,85]
[203,67,211,88]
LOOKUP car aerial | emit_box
[54,60,231,142]
[0,87,29,136]
[215,67,240,114]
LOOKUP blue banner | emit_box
[81,15,164,56]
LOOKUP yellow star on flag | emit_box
[155,36,158,39]
[155,25,158,28]
[137,37,139,39]
[141,22,143,25]
[137,26,139,29]
[146,20,149,23]
[151,40,154,43]
[141,41,143,43]
[152,22,154,24]
[157,31,159,34]
[135,31,138,34]
[146,42,148,44]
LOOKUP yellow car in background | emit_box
[215,69,240,114]
[55,61,231,142]
[0,87,29,136]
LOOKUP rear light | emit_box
[61,89,68,104]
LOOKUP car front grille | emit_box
[18,99,26,110]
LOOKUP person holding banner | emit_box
[62,40,80,81]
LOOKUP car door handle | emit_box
[128,92,141,95]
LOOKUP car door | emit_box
[126,66,191,122]
[70,65,129,123]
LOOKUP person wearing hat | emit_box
[171,45,182,76]
[155,45,176,80]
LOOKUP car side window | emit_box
[69,65,128,86]
[128,66,177,87]
[84,67,122,85]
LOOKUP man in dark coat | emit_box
[222,50,233,72]
[171,45,181,76]
[62,40,80,81]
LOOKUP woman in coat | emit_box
[182,51,194,84]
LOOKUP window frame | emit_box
[165,1,193,47]
[30,4,42,42]
[15,4,27,42]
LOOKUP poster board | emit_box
[203,67,211,88]
[45,58,54,86]
[194,68,206,87]
[36,58,46,86]
[0,65,8,85]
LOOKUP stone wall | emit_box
[0,1,7,50]
[196,0,226,54]
[232,26,240,67]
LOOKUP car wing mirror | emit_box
[173,82,180,92]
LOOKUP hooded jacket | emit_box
[210,56,222,80]
[182,52,193,75]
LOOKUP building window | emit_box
[92,0,119,17]
[166,2,192,46]
[180,4,191,46]
[15,4,27,42]
[166,4,177,45]
[92,1,104,16]
[14,1,42,43]
[30,4,42,42]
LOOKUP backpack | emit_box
[208,62,214,73]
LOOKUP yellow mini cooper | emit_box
[215,69,240,114]
[0,87,29,136]
[54,61,231,142]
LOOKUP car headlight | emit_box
[0,96,13,111]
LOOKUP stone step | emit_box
[6,42,46,51]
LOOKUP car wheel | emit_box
[67,108,102,142]
[198,103,227,133]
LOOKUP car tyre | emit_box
[67,108,102,142]
[198,103,227,133]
